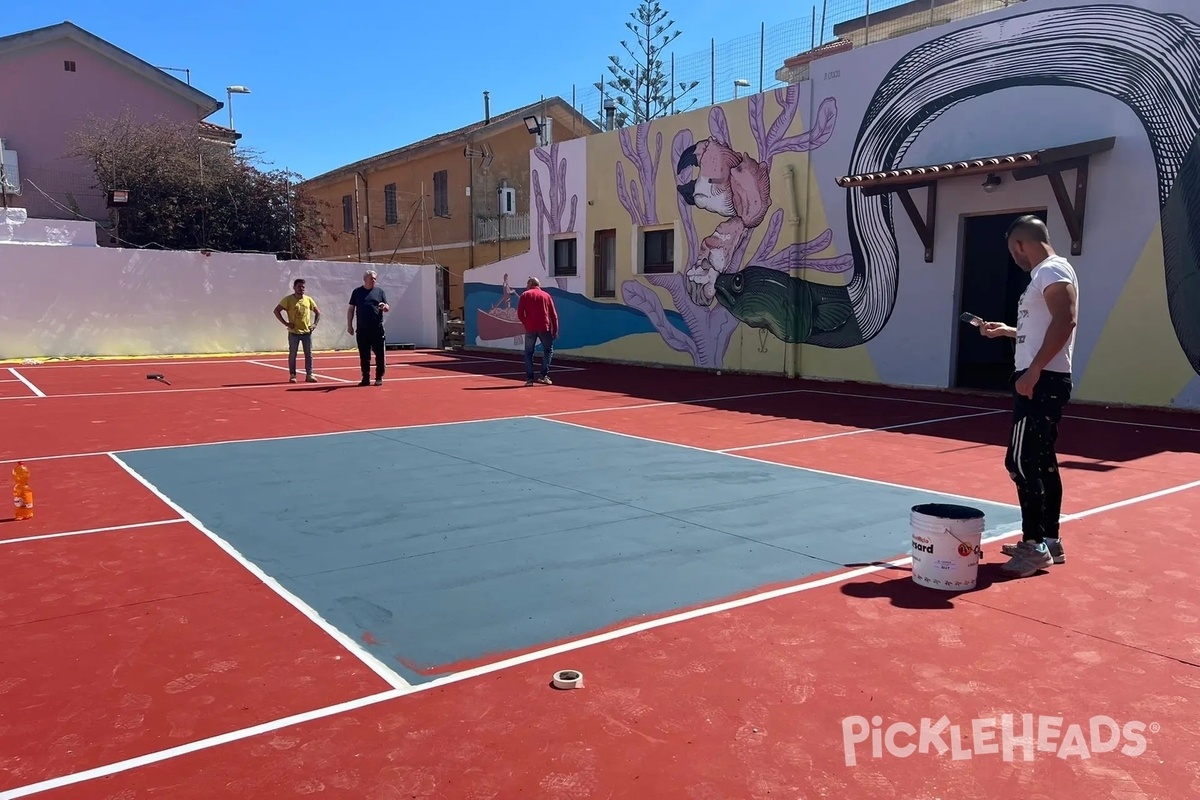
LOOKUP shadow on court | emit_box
[839,562,1023,610]
[416,350,1200,466]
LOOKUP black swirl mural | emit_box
[825,2,1200,373]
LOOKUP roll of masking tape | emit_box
[552,669,584,690]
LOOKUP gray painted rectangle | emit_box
[117,418,1022,684]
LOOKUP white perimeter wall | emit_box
[0,238,441,359]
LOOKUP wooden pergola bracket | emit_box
[868,181,937,262]
[1013,156,1091,256]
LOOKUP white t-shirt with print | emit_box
[1014,255,1077,374]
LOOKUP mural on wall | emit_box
[533,143,580,292]
[459,0,1200,410]
[475,140,584,345]
[617,85,856,368]
[837,3,1200,365]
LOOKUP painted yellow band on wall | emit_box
[1078,222,1195,406]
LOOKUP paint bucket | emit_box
[910,503,985,591]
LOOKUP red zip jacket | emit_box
[517,286,559,336]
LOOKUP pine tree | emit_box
[595,1,701,127]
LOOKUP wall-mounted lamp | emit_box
[523,115,548,148]
[982,173,1002,193]
[733,78,751,99]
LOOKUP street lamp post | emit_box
[226,85,251,131]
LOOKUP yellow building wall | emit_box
[582,87,878,382]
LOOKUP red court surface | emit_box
[2,349,1199,799]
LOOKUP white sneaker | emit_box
[1000,540,1054,578]
[1002,537,1064,564]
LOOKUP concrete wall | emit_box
[462,0,1200,411]
[0,232,441,360]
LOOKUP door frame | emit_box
[949,207,1049,390]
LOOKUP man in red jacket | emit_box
[516,277,559,386]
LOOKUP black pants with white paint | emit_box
[1006,369,1072,544]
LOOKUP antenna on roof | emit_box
[156,65,191,85]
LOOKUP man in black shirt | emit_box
[346,270,390,386]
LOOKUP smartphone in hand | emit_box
[960,312,983,327]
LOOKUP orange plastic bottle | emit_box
[12,461,33,520]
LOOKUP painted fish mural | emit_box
[836,3,1200,369]
[714,266,855,344]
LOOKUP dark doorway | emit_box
[953,210,1046,391]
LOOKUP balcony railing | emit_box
[475,212,530,243]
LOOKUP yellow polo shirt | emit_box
[280,294,318,334]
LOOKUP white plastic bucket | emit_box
[910,503,986,591]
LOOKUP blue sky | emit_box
[8,0,864,179]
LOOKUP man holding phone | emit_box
[347,270,390,386]
[977,216,1079,578]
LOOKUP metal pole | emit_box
[759,21,765,93]
[865,0,872,45]
[710,38,715,105]
[671,53,676,114]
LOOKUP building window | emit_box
[594,229,617,298]
[552,237,577,277]
[341,194,354,233]
[63,60,76,72]
[642,228,674,274]
[433,170,449,217]
[384,183,397,225]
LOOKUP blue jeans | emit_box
[288,332,313,376]
[524,331,554,380]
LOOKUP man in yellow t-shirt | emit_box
[273,278,321,382]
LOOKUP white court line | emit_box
[106,453,413,693]
[3,380,1197,467]
[7,475,1198,800]
[537,416,1020,510]
[7,368,46,397]
[3,356,1197,434]
[4,351,486,369]
[0,366,559,402]
[718,409,1005,453]
[0,518,184,547]
[246,359,356,384]
[0,386,950,465]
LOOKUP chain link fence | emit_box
[553,0,1025,126]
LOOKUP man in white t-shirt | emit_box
[980,215,1079,578]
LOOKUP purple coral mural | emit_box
[532,142,580,290]
[618,85,853,368]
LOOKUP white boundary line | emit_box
[7,475,1199,800]
[0,365,569,402]
[246,359,356,384]
[6,380,1195,467]
[536,416,1021,510]
[4,352,495,370]
[0,518,184,547]
[105,453,414,693]
[718,409,1005,453]
[7,368,46,398]
[0,388,832,464]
